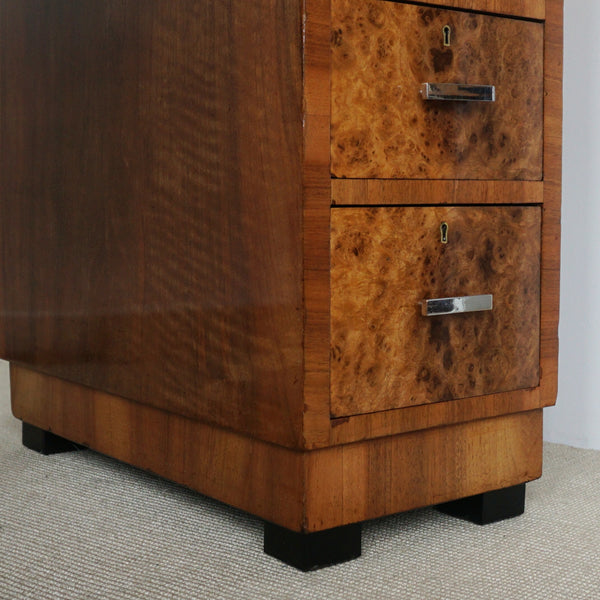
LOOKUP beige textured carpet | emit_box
[1,379,599,598]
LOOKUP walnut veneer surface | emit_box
[331,206,541,416]
[0,0,305,447]
[331,0,544,179]
[430,0,544,18]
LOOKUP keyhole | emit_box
[443,25,451,47]
[440,222,448,244]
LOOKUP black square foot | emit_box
[264,521,361,571]
[22,422,83,455]
[437,483,526,525]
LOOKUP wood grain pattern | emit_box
[331,0,544,179]
[0,0,305,447]
[331,206,541,416]
[10,365,541,532]
[332,179,544,206]
[305,409,543,530]
[420,0,544,19]
[539,0,563,407]
[302,0,335,447]
[329,387,541,444]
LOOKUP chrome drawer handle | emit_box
[420,83,496,102]
[421,294,493,317]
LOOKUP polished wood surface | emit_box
[0,0,561,447]
[0,0,305,447]
[331,206,541,416]
[11,365,542,532]
[305,409,542,531]
[302,0,335,447]
[332,180,544,206]
[329,387,542,445]
[325,0,562,437]
[426,0,544,19]
[331,0,543,180]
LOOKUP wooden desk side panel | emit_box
[0,0,306,447]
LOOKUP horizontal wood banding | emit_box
[0,0,305,447]
[328,386,541,444]
[305,409,543,531]
[408,0,544,20]
[331,180,544,206]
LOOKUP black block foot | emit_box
[437,483,526,525]
[22,422,83,455]
[264,521,361,571]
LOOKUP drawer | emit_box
[331,0,544,180]
[330,205,541,417]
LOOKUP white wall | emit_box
[544,0,600,450]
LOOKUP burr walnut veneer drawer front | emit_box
[331,0,544,180]
[330,206,541,417]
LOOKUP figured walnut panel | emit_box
[0,0,304,447]
[331,0,544,180]
[331,206,541,417]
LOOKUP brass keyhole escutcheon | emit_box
[443,25,451,47]
[440,222,449,243]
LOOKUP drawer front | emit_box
[330,206,541,417]
[331,0,544,180]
